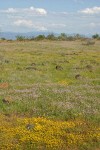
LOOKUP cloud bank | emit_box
[80,7,100,15]
[0,4,100,34]
[14,19,47,31]
[0,6,47,16]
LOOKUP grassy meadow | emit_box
[0,40,100,150]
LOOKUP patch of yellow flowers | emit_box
[0,114,100,150]
[58,80,68,86]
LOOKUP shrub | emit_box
[46,33,56,40]
[0,37,6,40]
[82,39,95,45]
[35,35,45,40]
[16,35,26,41]
[58,33,67,41]
[92,34,99,39]
[30,36,35,40]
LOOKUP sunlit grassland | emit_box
[0,40,100,149]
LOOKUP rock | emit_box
[31,63,36,66]
[86,65,93,72]
[2,96,13,104]
[5,60,9,63]
[64,60,69,63]
[86,65,92,69]
[56,65,63,70]
[75,74,81,79]
[26,124,34,130]
[4,113,11,117]
[26,66,37,70]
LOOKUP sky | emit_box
[0,0,100,34]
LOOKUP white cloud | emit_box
[51,23,66,28]
[14,19,47,31]
[89,22,100,27]
[35,8,47,15]
[0,6,47,16]
[6,8,17,13]
[83,22,100,29]
[51,11,68,16]
[60,12,68,15]
[90,23,96,27]
[38,26,47,31]
[28,6,47,15]
[80,7,100,14]
[14,19,33,28]
[13,19,66,31]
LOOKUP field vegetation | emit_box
[0,38,100,149]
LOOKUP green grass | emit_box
[0,40,100,149]
[0,40,100,121]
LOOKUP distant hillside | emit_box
[0,32,92,40]
[0,32,53,40]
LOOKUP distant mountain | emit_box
[0,32,91,40]
[0,32,17,40]
[0,32,55,40]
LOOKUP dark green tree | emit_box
[58,33,67,40]
[35,35,45,40]
[92,34,99,39]
[16,35,26,41]
[46,33,56,40]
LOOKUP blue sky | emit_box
[0,0,100,34]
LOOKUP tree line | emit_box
[0,33,100,41]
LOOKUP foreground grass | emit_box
[0,114,100,150]
[0,40,100,149]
